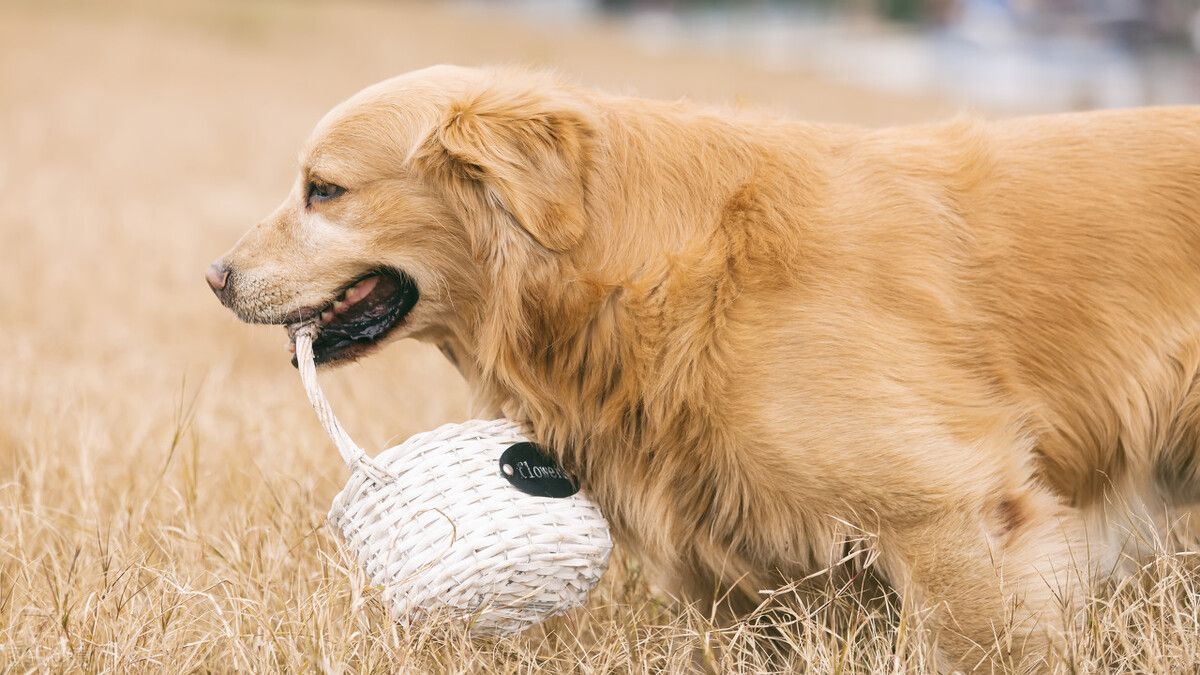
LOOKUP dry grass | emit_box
[0,1,1197,672]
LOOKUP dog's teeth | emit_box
[320,310,334,324]
[333,300,349,313]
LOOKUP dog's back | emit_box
[724,105,1200,513]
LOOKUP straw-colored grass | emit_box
[1,1,1196,672]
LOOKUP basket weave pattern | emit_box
[293,328,612,636]
[329,419,612,635]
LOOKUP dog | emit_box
[207,65,1200,670]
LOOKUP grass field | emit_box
[1,1,1198,672]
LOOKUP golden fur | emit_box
[211,65,1200,670]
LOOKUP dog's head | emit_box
[207,66,597,367]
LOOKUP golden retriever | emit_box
[207,65,1200,670]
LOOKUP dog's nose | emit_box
[205,261,230,295]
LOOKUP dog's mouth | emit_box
[286,268,419,366]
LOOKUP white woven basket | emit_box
[293,327,612,636]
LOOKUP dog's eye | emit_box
[306,181,346,206]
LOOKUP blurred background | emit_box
[486,0,1200,110]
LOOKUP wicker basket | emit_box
[293,329,612,635]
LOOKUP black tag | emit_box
[498,442,579,498]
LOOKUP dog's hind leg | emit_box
[877,487,1088,673]
[1155,364,1200,547]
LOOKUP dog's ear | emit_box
[416,85,594,253]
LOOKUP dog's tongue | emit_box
[285,273,404,355]
[333,275,394,324]
[285,275,386,335]
[342,275,380,308]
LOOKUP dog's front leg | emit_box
[877,488,1087,673]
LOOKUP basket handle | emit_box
[293,324,393,483]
